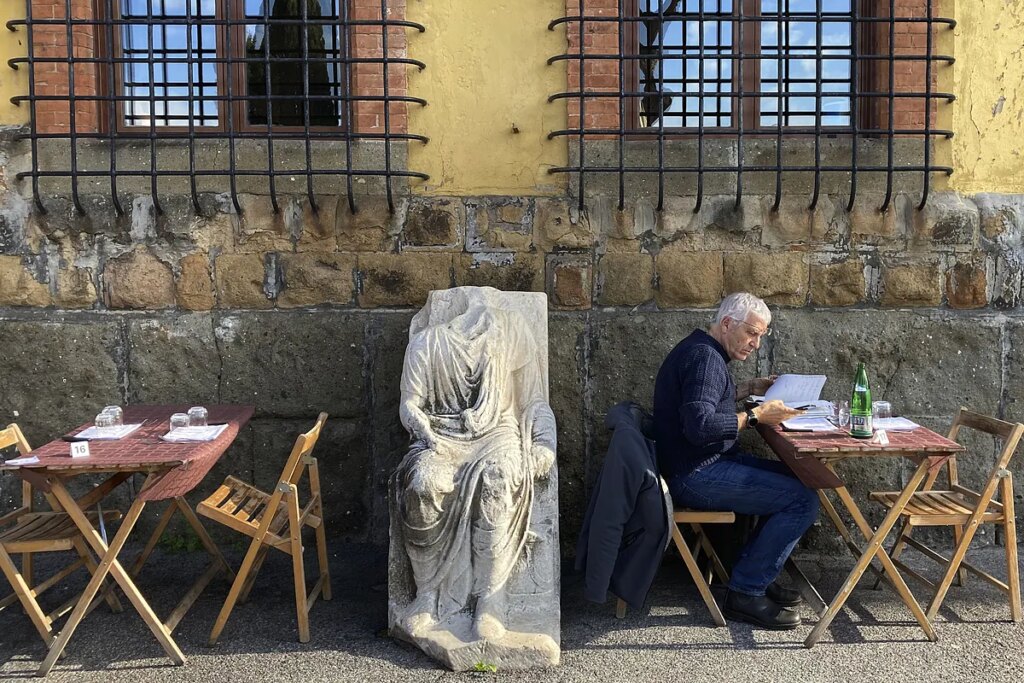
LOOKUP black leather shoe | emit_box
[723,591,801,630]
[766,580,803,607]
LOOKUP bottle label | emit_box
[851,414,873,436]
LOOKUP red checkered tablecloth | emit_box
[4,405,254,501]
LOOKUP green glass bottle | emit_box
[850,361,873,438]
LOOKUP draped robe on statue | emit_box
[393,304,551,622]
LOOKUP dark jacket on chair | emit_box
[575,401,673,610]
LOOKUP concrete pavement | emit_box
[1,543,1022,682]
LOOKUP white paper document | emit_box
[3,455,40,467]
[750,374,828,410]
[781,416,837,432]
[73,423,144,440]
[161,424,228,443]
[873,417,920,431]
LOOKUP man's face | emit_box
[720,313,769,362]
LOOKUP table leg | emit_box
[38,486,185,676]
[816,489,889,587]
[804,459,936,648]
[129,500,178,577]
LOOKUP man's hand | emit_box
[748,375,778,397]
[754,399,804,426]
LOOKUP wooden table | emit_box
[758,423,965,648]
[0,405,254,676]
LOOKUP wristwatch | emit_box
[745,408,759,428]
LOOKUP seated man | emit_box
[653,292,818,630]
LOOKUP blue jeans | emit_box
[668,453,819,597]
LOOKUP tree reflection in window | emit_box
[246,0,343,128]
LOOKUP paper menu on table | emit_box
[73,424,143,440]
[750,374,828,409]
[873,417,920,431]
[160,424,228,443]
[781,416,837,432]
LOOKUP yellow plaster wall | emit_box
[406,0,567,195]
[947,0,1024,194]
[0,3,28,127]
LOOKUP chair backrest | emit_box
[279,412,328,488]
[947,408,1024,492]
[1,424,33,511]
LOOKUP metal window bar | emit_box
[548,0,955,212]
[6,0,429,215]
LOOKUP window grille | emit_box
[548,0,954,212]
[7,0,428,215]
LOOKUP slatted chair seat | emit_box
[1,510,123,553]
[870,489,1005,525]
[197,476,324,553]
[197,413,331,644]
[1,423,125,646]
[869,408,1024,622]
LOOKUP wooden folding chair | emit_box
[616,506,735,627]
[197,413,331,644]
[0,423,123,646]
[869,408,1024,622]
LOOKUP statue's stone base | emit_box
[391,613,559,671]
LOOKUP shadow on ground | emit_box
[1,543,1022,682]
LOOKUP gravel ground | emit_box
[1,543,1022,682]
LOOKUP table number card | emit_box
[70,441,90,458]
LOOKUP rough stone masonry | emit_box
[2,133,1024,557]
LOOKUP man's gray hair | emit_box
[714,292,772,326]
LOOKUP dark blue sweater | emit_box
[653,329,740,481]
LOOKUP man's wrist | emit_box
[745,407,759,429]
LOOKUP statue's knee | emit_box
[408,456,455,496]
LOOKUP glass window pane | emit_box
[758,0,853,128]
[120,0,218,127]
[246,0,344,127]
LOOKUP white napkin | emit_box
[4,455,40,467]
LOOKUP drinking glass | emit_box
[187,406,208,427]
[832,400,850,429]
[101,405,123,426]
[170,413,189,430]
[873,401,892,421]
[94,412,116,433]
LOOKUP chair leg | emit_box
[1001,475,1020,622]
[209,535,264,645]
[237,546,270,604]
[690,523,730,584]
[926,512,985,621]
[0,546,52,645]
[286,485,310,643]
[615,598,627,619]
[310,488,331,602]
[671,523,726,627]
[22,551,33,593]
[952,523,968,587]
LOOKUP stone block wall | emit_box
[3,130,1024,556]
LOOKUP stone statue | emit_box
[388,287,560,670]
